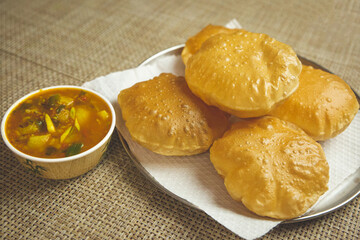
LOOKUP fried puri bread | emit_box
[270,65,359,141]
[210,116,329,219]
[185,30,302,118]
[181,24,239,65]
[118,73,229,156]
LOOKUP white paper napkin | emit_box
[82,19,360,239]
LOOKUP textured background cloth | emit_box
[1,0,359,239]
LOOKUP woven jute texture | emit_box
[1,0,359,239]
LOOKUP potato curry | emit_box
[5,88,112,158]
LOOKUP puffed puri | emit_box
[181,24,240,65]
[269,65,359,141]
[210,116,329,219]
[185,30,302,118]
[118,73,230,156]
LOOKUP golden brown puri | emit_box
[210,117,329,219]
[118,73,230,156]
[185,30,302,118]
[270,65,359,141]
[181,24,240,65]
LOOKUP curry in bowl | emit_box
[5,87,112,158]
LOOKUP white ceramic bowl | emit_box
[1,85,116,180]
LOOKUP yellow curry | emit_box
[5,88,112,158]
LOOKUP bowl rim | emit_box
[1,85,116,163]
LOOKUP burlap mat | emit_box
[1,0,359,239]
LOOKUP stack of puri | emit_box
[118,24,359,219]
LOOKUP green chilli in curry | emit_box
[6,88,112,158]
